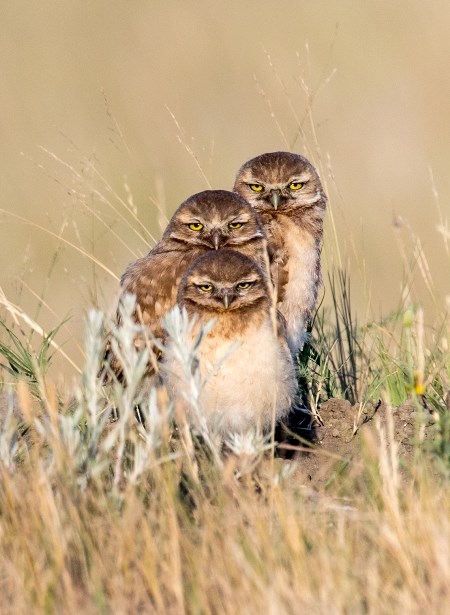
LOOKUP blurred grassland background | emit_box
[1,0,449,383]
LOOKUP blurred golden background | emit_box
[1,1,449,382]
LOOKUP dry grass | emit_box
[0,292,449,614]
[0,396,448,614]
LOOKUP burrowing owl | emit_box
[163,249,296,435]
[103,190,267,379]
[234,151,327,355]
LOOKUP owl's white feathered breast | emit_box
[164,317,295,434]
[276,212,324,353]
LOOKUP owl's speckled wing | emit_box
[121,247,204,340]
[101,246,205,382]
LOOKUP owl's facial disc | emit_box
[234,151,327,214]
[189,275,261,311]
[178,249,269,315]
[241,174,314,213]
[171,215,255,250]
[167,190,264,250]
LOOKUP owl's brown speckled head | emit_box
[233,152,327,216]
[164,190,265,250]
[178,249,269,315]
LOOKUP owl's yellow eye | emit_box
[188,222,204,231]
[228,221,243,230]
[198,283,213,293]
[236,281,252,290]
[289,182,303,191]
[249,184,263,193]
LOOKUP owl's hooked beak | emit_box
[270,190,281,210]
[221,290,233,309]
[211,230,221,250]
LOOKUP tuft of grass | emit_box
[0,318,67,393]
[307,268,361,404]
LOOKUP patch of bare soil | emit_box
[276,398,438,487]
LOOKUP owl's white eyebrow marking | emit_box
[190,275,213,285]
[237,276,259,284]
[229,230,264,244]
[301,192,322,205]
[227,214,250,222]
[288,174,310,183]
[245,178,264,185]
[177,215,203,224]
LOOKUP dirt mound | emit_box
[276,398,437,487]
